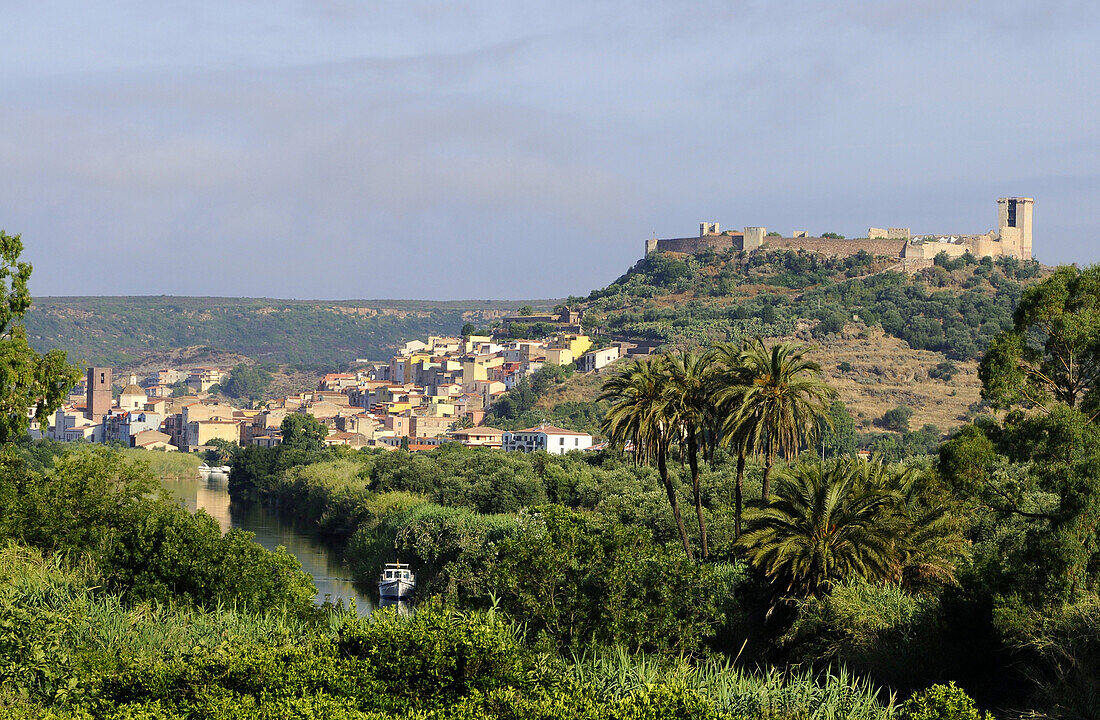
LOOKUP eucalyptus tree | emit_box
[664,348,719,558]
[599,356,693,558]
[980,264,1100,415]
[726,339,835,500]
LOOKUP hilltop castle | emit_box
[645,197,1034,263]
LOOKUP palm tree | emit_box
[737,460,897,595]
[664,348,718,558]
[599,356,693,559]
[853,460,965,588]
[727,339,835,500]
[710,342,754,538]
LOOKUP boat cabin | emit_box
[382,565,413,581]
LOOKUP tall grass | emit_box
[565,648,895,719]
[0,544,343,659]
[121,448,201,481]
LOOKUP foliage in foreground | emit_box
[0,546,899,720]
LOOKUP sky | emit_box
[2,1,1098,300]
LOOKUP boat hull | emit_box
[379,578,415,600]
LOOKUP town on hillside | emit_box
[34,314,650,455]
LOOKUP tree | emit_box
[203,438,237,465]
[280,413,328,453]
[518,305,534,317]
[0,231,80,441]
[882,404,914,432]
[220,363,272,402]
[949,406,1100,602]
[979,264,1100,413]
[739,460,903,595]
[664,348,718,557]
[722,339,835,500]
[599,356,693,558]
[819,401,858,457]
[711,342,753,537]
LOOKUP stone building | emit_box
[644,198,1034,263]
[86,367,112,420]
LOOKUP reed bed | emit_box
[121,448,202,481]
[565,647,895,719]
[0,544,341,658]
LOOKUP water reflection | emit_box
[378,598,413,615]
[161,471,374,614]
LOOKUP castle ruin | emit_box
[645,198,1034,263]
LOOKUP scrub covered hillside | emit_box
[574,248,1041,359]
[23,296,556,370]
[528,249,1045,435]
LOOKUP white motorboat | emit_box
[198,464,212,472]
[217,465,231,473]
[378,562,416,600]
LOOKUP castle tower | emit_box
[997,197,1033,260]
[86,367,112,420]
[743,227,766,250]
[699,222,720,237]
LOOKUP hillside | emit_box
[24,296,555,372]
[510,248,1047,437]
[572,248,1042,359]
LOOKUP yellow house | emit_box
[563,334,592,358]
[185,420,241,450]
[545,348,574,366]
[426,399,455,417]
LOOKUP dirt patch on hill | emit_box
[809,326,981,432]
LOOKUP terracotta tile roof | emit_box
[453,426,505,437]
[513,424,591,436]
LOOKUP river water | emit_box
[160,470,375,613]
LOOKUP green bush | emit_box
[898,683,992,720]
[338,602,526,702]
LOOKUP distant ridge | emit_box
[25,296,558,370]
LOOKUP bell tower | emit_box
[86,367,112,420]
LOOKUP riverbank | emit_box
[158,465,374,611]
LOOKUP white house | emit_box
[576,346,620,373]
[501,424,593,455]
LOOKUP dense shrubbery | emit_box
[580,248,1039,360]
[0,443,316,614]
[0,546,899,719]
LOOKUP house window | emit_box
[560,437,565,446]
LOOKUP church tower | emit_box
[86,367,112,420]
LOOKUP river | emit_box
[160,470,375,613]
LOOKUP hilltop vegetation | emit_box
[24,296,556,371]
[574,249,1041,359]
[505,248,1045,437]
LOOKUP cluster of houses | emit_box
[33,328,650,456]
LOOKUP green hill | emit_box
[571,248,1042,361]
[487,248,1049,441]
[24,296,554,371]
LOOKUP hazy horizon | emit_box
[3,1,1097,300]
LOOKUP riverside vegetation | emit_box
[2,228,1098,717]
